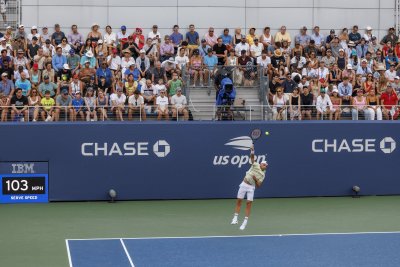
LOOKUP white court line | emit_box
[66,231,400,241]
[120,238,135,267]
[65,239,74,267]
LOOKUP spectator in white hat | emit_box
[0,37,12,56]
[363,26,373,43]
[4,26,13,43]
[15,25,26,39]
[27,26,41,45]
[356,59,372,79]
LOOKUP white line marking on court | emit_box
[65,239,74,267]
[66,231,400,241]
[120,238,135,267]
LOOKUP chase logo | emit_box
[153,140,171,158]
[224,136,252,151]
[380,137,396,154]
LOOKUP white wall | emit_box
[21,0,395,42]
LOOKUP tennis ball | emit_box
[265,131,269,136]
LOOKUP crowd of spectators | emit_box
[0,23,399,121]
[267,25,399,120]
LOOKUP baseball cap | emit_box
[63,63,70,70]
[61,89,68,95]
[176,87,182,92]
[69,49,75,54]
[31,25,37,30]
[6,26,12,30]
[32,36,38,40]
[320,88,326,93]
[0,37,5,42]
[395,76,400,80]
[260,160,268,165]
[121,25,126,30]
[339,48,344,52]
[302,26,307,30]
[361,59,367,63]
[139,49,145,53]
[330,29,335,34]
[1,72,7,77]
[347,64,352,69]
[18,24,24,28]
[43,75,49,79]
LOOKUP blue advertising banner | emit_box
[0,122,398,201]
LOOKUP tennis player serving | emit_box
[231,145,268,230]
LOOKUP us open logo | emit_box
[213,136,267,168]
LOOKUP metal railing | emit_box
[1,104,398,122]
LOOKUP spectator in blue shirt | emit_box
[52,47,67,72]
[198,39,211,57]
[385,49,398,70]
[185,24,199,53]
[170,25,183,54]
[96,61,113,87]
[203,48,218,85]
[15,72,32,96]
[349,25,362,45]
[124,63,140,82]
[0,72,14,97]
[295,26,311,48]
[220,28,233,47]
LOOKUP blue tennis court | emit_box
[67,232,400,267]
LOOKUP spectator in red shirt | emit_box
[380,83,399,119]
[132,28,145,50]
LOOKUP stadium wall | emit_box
[21,0,395,43]
[0,121,399,201]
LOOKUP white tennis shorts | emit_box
[237,181,255,201]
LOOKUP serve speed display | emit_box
[0,162,49,204]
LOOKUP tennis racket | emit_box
[250,128,262,144]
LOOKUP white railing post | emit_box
[249,105,252,121]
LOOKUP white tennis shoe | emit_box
[231,217,238,225]
[240,220,247,230]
